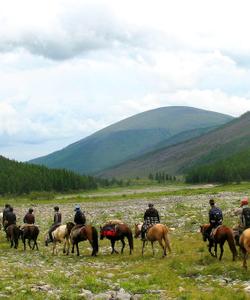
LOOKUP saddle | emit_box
[101,224,117,237]
[210,225,222,239]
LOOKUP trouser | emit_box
[48,223,61,241]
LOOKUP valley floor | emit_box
[0,183,250,299]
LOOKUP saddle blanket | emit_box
[102,225,117,237]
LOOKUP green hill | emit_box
[0,155,97,195]
[30,106,233,174]
[99,111,250,179]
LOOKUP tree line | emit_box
[185,149,250,184]
[0,156,123,195]
[148,172,177,183]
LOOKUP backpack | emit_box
[242,207,250,228]
[210,207,223,222]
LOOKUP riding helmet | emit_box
[241,197,248,207]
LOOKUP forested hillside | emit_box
[186,149,250,183]
[0,156,98,195]
[30,106,233,174]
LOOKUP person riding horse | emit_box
[206,198,223,240]
[141,203,160,240]
[46,206,62,244]
[5,206,17,228]
[234,197,250,245]
[73,205,86,228]
[23,208,35,224]
[3,204,11,230]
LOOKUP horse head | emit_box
[134,223,142,238]
[200,224,210,241]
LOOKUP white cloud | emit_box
[1,0,250,160]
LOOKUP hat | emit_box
[54,206,59,211]
[209,199,215,205]
[241,197,248,207]
[75,204,80,211]
[148,203,154,207]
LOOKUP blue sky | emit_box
[1,0,250,161]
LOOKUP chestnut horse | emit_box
[200,224,237,261]
[100,223,133,255]
[134,223,171,257]
[239,228,250,269]
[70,225,99,256]
[6,224,20,249]
[20,225,39,251]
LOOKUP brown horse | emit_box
[134,223,171,257]
[239,228,250,269]
[200,224,237,261]
[100,223,133,255]
[6,224,20,249]
[20,225,39,250]
[70,225,99,256]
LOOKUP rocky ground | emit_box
[0,185,250,299]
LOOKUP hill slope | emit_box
[99,112,250,178]
[30,106,233,174]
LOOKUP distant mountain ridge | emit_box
[99,111,250,178]
[30,106,233,174]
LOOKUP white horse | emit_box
[45,222,75,255]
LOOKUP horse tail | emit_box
[127,229,134,251]
[227,229,237,259]
[91,226,99,254]
[164,226,171,253]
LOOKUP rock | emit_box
[79,289,93,299]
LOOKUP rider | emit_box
[23,208,35,224]
[2,204,11,230]
[141,203,160,240]
[207,198,223,239]
[46,206,62,244]
[5,206,17,227]
[234,197,250,245]
[74,204,86,227]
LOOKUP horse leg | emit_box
[71,242,75,254]
[158,239,166,257]
[121,239,125,254]
[151,242,155,256]
[28,239,32,249]
[142,240,146,256]
[63,240,66,254]
[208,240,215,257]
[23,238,26,251]
[111,240,118,254]
[214,242,218,258]
[76,242,80,256]
[219,242,225,260]
[52,242,56,255]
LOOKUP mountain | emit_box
[99,112,250,179]
[30,106,233,174]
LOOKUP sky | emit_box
[1,0,250,161]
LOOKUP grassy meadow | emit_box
[0,182,250,299]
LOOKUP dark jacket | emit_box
[23,213,35,224]
[209,206,223,227]
[53,212,62,225]
[6,211,16,225]
[3,207,10,221]
[74,210,86,225]
[144,207,160,225]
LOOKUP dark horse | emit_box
[20,225,39,251]
[69,224,99,256]
[6,224,20,249]
[100,223,133,255]
[200,224,237,261]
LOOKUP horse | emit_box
[239,228,250,269]
[6,224,20,249]
[134,223,171,257]
[70,224,99,256]
[100,223,133,255]
[20,225,39,251]
[45,222,75,255]
[200,224,237,261]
